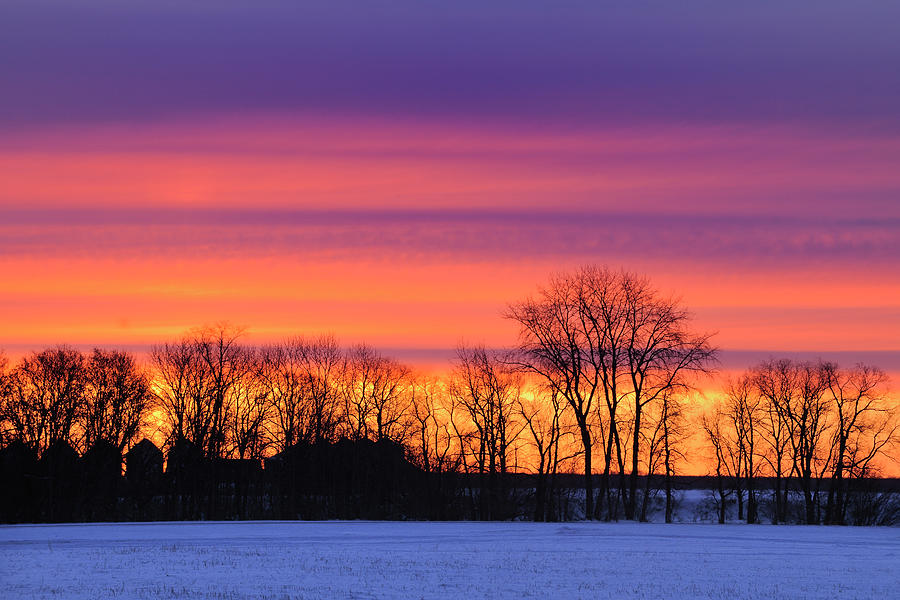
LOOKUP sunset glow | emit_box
[3,119,898,373]
[2,1,899,481]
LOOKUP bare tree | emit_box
[2,347,86,454]
[701,407,731,524]
[80,349,152,454]
[296,335,344,444]
[341,344,412,442]
[0,351,11,448]
[409,375,460,518]
[193,324,249,459]
[638,401,666,522]
[753,358,796,523]
[619,275,716,520]
[152,324,249,459]
[506,266,714,521]
[518,383,574,521]
[410,375,456,475]
[449,345,523,519]
[505,267,611,520]
[752,359,835,523]
[786,361,832,524]
[226,348,271,460]
[341,344,376,440]
[257,335,345,450]
[258,341,309,452]
[638,389,689,523]
[366,354,412,443]
[824,363,898,524]
[723,374,762,523]
[151,337,208,451]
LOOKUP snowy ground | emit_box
[2,521,898,599]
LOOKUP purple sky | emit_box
[2,1,899,132]
[1,1,898,372]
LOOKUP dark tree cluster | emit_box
[0,438,124,523]
[0,434,454,522]
[1,266,897,524]
[505,266,717,521]
[0,347,150,457]
[703,359,900,525]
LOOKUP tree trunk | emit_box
[804,487,815,525]
[773,470,782,524]
[825,437,846,525]
[534,475,546,522]
[580,425,593,520]
[747,484,757,524]
[664,471,673,523]
[717,475,726,524]
[781,476,790,523]
[602,414,617,521]
[614,427,628,521]
[627,406,642,520]
[746,451,757,524]
[640,473,652,522]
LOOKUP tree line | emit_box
[1,265,897,523]
[703,359,896,525]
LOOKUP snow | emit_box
[1,521,898,599]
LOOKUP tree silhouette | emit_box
[2,346,85,454]
[1,267,898,525]
[506,266,715,520]
[81,349,152,454]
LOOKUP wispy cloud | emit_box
[1,209,897,268]
[1,1,898,369]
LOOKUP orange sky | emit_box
[3,118,898,376]
[2,121,899,370]
[3,2,900,478]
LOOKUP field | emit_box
[2,521,898,599]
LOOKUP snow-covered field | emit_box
[2,521,898,599]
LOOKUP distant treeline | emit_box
[0,436,458,523]
[1,266,898,525]
[2,435,897,524]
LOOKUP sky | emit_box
[1,1,899,379]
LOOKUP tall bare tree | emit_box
[226,348,271,460]
[2,347,86,454]
[152,324,249,458]
[296,335,344,444]
[194,324,249,459]
[258,341,309,452]
[257,335,345,449]
[619,275,716,520]
[506,267,610,519]
[0,351,11,448]
[723,374,762,523]
[151,337,208,451]
[409,375,460,518]
[752,359,835,523]
[507,266,714,520]
[824,363,898,524]
[366,353,412,443]
[450,345,522,519]
[518,383,573,521]
[786,361,832,524]
[409,375,456,475]
[701,407,732,524]
[341,345,412,442]
[80,349,152,454]
[638,388,688,523]
[753,358,796,523]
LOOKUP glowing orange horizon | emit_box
[2,116,899,477]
